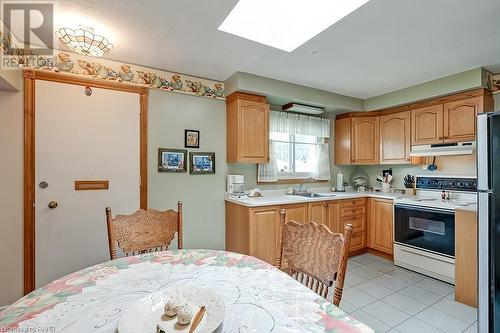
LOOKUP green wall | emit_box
[226,72,364,113]
[227,68,489,114]
[364,68,485,111]
[494,93,500,110]
[148,90,227,249]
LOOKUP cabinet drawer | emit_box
[350,231,366,251]
[341,198,366,208]
[340,206,366,218]
[341,216,365,232]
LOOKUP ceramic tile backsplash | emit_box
[355,153,476,189]
[231,153,475,191]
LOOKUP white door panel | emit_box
[35,81,140,287]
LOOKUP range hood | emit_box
[410,141,476,157]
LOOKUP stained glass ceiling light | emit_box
[55,26,113,57]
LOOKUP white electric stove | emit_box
[393,175,477,284]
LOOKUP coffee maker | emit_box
[227,175,245,195]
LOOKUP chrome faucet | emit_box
[297,177,314,193]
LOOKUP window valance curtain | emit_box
[270,110,330,138]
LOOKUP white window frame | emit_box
[274,134,323,180]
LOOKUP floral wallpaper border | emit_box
[0,32,225,100]
[489,72,500,92]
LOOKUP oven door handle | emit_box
[394,203,455,215]
[399,245,455,263]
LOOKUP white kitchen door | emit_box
[35,80,140,288]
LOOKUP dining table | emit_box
[0,249,373,332]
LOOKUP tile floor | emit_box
[339,253,477,333]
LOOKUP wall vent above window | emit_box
[282,103,325,115]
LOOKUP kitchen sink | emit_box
[314,192,337,197]
[288,192,336,198]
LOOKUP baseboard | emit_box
[348,247,394,261]
[348,248,368,257]
[366,248,394,261]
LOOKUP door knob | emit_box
[48,201,58,209]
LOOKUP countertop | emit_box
[225,188,409,207]
[225,188,478,212]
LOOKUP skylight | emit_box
[218,0,370,52]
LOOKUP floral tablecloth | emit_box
[0,250,373,332]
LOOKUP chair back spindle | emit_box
[275,209,352,306]
[105,201,183,260]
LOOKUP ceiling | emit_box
[52,0,500,99]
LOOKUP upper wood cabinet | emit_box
[411,90,494,146]
[226,92,269,163]
[334,117,351,165]
[411,104,444,145]
[368,198,394,255]
[380,111,411,164]
[334,114,381,165]
[443,97,481,143]
[351,116,380,164]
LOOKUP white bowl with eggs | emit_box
[118,287,225,333]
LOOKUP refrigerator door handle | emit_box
[478,191,491,333]
[477,113,490,191]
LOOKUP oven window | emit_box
[409,217,445,236]
[394,205,455,257]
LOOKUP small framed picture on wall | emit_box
[158,148,187,173]
[189,152,215,174]
[184,129,200,148]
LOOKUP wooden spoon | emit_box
[189,306,206,333]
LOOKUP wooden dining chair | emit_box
[275,209,352,306]
[105,201,183,260]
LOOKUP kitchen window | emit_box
[258,110,330,182]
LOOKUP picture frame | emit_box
[184,129,200,148]
[158,148,187,173]
[189,152,215,174]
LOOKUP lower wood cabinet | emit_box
[225,202,308,265]
[249,207,280,264]
[283,203,308,225]
[350,232,366,252]
[226,197,394,264]
[307,201,340,232]
[340,198,367,253]
[455,209,477,307]
[368,198,394,255]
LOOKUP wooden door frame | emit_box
[23,69,149,294]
